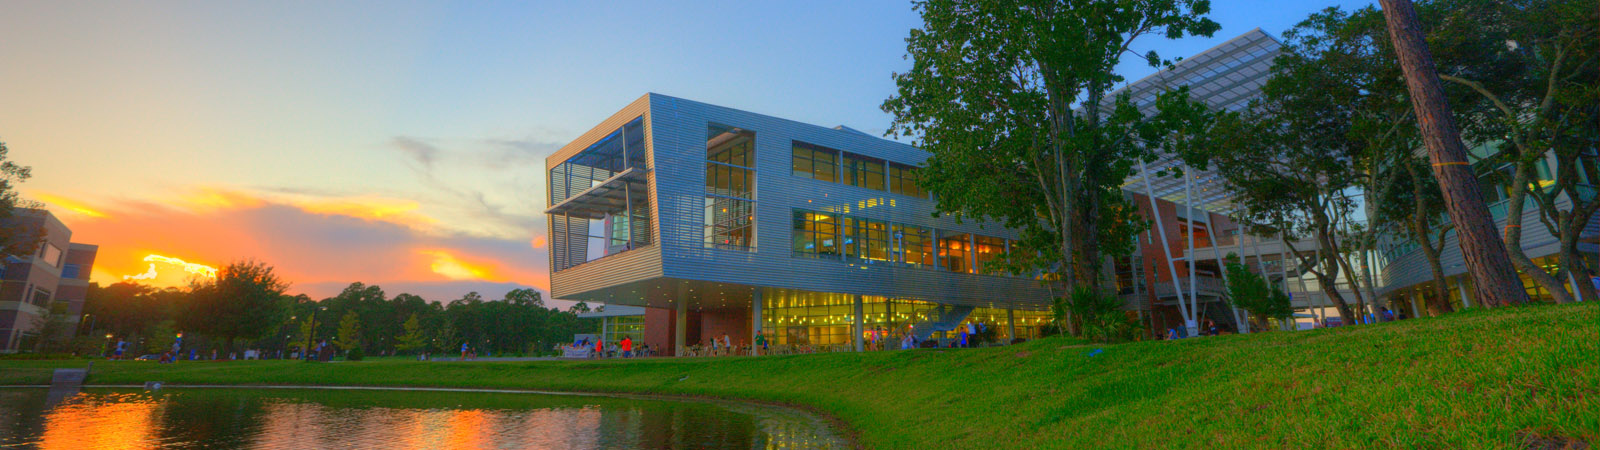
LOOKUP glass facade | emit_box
[705,124,756,251]
[973,235,1006,275]
[758,288,1054,350]
[842,152,886,191]
[791,142,838,182]
[602,315,645,344]
[792,211,841,257]
[888,162,926,198]
[939,233,971,273]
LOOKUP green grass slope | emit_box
[3,303,1594,449]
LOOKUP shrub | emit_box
[345,346,365,361]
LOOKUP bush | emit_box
[346,346,365,361]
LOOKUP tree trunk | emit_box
[1419,242,1455,316]
[1378,0,1530,307]
[1502,165,1572,303]
[1313,229,1356,324]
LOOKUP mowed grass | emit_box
[2,303,1593,449]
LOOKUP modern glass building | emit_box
[545,94,1053,355]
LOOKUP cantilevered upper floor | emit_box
[544,94,1050,312]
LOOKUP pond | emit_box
[0,387,849,449]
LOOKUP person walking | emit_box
[460,342,470,361]
[620,336,633,358]
[594,339,604,358]
[755,332,767,355]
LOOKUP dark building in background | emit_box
[0,209,98,353]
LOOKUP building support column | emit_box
[601,316,609,345]
[675,285,688,357]
[1138,159,1193,336]
[1457,276,1472,309]
[853,295,864,352]
[1007,307,1016,343]
[1202,214,1247,334]
[750,288,762,356]
[1184,166,1200,337]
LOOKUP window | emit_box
[30,287,51,308]
[705,162,753,198]
[889,163,927,198]
[61,264,81,280]
[706,124,757,251]
[843,153,886,190]
[792,211,840,257]
[939,233,972,273]
[707,125,754,166]
[974,236,1006,274]
[791,142,838,182]
[894,224,934,267]
[842,218,890,263]
[705,197,754,249]
[39,243,62,267]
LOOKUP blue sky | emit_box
[0,0,1373,302]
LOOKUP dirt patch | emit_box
[1519,430,1590,450]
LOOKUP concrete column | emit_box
[1409,293,1422,319]
[601,316,609,344]
[750,288,763,356]
[853,295,864,352]
[1007,307,1016,343]
[1457,276,1471,309]
[675,285,688,357]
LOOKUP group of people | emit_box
[569,336,647,358]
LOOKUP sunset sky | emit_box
[0,0,1364,303]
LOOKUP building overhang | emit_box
[544,167,649,220]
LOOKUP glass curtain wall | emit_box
[705,124,756,250]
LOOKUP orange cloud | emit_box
[530,235,547,249]
[419,249,502,282]
[30,192,107,218]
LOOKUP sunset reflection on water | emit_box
[1,388,844,450]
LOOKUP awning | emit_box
[545,167,649,219]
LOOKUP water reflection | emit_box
[0,388,846,450]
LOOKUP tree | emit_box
[1373,155,1457,316]
[395,313,427,354]
[178,260,291,353]
[30,301,73,353]
[84,282,170,339]
[1224,259,1292,330]
[1417,0,1599,304]
[0,139,43,257]
[882,0,1219,295]
[1377,0,1531,307]
[335,310,362,355]
[1186,38,1374,325]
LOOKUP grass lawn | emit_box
[3,303,1594,449]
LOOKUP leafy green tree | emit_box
[1373,155,1457,316]
[178,260,291,353]
[395,313,427,354]
[1054,287,1136,343]
[335,310,362,354]
[882,0,1219,293]
[1418,0,1599,303]
[1224,260,1292,330]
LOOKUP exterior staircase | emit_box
[910,305,975,342]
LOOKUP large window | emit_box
[706,124,757,251]
[973,235,1006,274]
[888,163,926,198]
[792,211,840,257]
[894,224,934,267]
[842,217,890,263]
[791,142,838,182]
[843,153,886,191]
[939,233,971,273]
[705,197,754,249]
